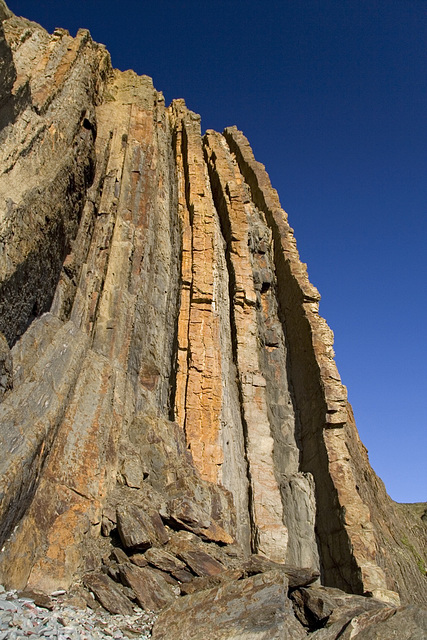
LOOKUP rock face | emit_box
[0,1,426,636]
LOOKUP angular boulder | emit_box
[291,584,388,630]
[83,572,134,616]
[116,504,169,550]
[151,570,307,639]
[119,564,176,611]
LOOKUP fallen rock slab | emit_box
[83,572,134,616]
[144,547,187,573]
[17,589,54,610]
[179,569,243,595]
[310,605,427,639]
[340,605,427,640]
[172,568,194,583]
[116,504,169,550]
[129,553,149,567]
[243,555,320,588]
[109,548,130,565]
[119,564,176,611]
[176,548,226,577]
[167,495,235,544]
[151,569,307,639]
[291,584,387,630]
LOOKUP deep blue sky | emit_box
[8,1,427,503]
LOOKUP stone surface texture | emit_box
[0,2,426,638]
[151,570,307,640]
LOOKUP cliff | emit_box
[0,2,425,637]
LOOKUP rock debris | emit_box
[0,586,156,640]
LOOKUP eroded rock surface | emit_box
[0,2,426,638]
[151,570,307,640]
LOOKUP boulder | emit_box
[83,572,134,616]
[118,564,176,611]
[310,605,427,639]
[176,549,226,577]
[166,495,234,544]
[116,504,169,550]
[291,585,388,631]
[179,569,243,595]
[144,547,187,573]
[151,570,307,640]
[243,554,320,588]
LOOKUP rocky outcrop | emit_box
[0,2,425,636]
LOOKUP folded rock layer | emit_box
[0,0,425,612]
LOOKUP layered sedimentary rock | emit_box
[0,2,426,631]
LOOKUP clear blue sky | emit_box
[8,0,427,503]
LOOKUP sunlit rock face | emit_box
[0,1,425,626]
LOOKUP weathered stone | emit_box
[116,504,169,550]
[339,605,427,640]
[83,572,134,616]
[166,496,210,529]
[151,570,307,639]
[116,506,152,550]
[310,605,427,640]
[165,524,239,573]
[291,585,388,631]
[144,547,186,573]
[243,555,319,589]
[110,547,130,565]
[123,415,237,544]
[106,563,121,582]
[129,553,149,568]
[179,569,243,595]
[175,549,226,577]
[0,10,106,347]
[291,588,333,629]
[170,101,251,553]
[0,332,12,400]
[17,590,54,610]
[172,568,195,583]
[166,495,234,544]
[283,566,320,589]
[119,564,176,611]
[149,567,180,587]
[0,5,425,629]
[150,511,171,545]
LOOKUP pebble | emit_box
[0,586,157,639]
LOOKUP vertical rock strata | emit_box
[0,8,110,345]
[169,101,251,551]
[0,2,425,608]
[222,127,390,598]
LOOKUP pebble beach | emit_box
[0,586,156,640]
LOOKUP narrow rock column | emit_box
[169,102,224,484]
[204,130,288,562]
[169,103,251,551]
[169,101,192,429]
